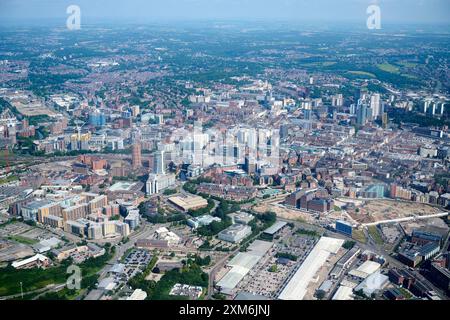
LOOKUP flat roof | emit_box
[263,221,288,235]
[349,260,381,279]
[234,292,270,300]
[217,240,273,293]
[108,182,137,191]
[354,271,389,296]
[168,195,208,211]
[332,285,354,300]
[278,237,344,300]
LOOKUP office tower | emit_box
[154,150,165,174]
[382,112,388,129]
[304,109,312,121]
[132,143,142,170]
[279,124,289,139]
[357,104,367,126]
[89,109,106,127]
[332,94,344,107]
[130,105,140,117]
[370,94,381,118]
[423,98,433,113]
[360,87,369,100]
[436,102,446,116]
[427,102,437,116]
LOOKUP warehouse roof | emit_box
[332,285,354,300]
[354,271,389,296]
[263,221,287,235]
[278,237,344,300]
[217,240,273,293]
[349,260,381,279]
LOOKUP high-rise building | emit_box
[88,109,106,127]
[423,98,433,114]
[332,94,344,107]
[146,173,176,195]
[356,103,367,126]
[154,150,165,174]
[132,143,142,170]
[382,112,389,129]
[370,94,381,119]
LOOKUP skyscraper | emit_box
[154,150,165,174]
[89,109,106,127]
[370,94,381,119]
[357,103,367,126]
[382,112,389,129]
[132,143,142,170]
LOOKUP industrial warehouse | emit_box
[216,240,273,295]
[278,237,344,300]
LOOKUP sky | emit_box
[0,0,449,25]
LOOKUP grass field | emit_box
[0,265,68,296]
[367,226,384,245]
[8,235,38,245]
[347,71,376,78]
[377,63,400,74]
[398,61,418,68]
[352,229,367,244]
[0,247,113,298]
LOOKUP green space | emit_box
[275,252,298,261]
[296,228,321,238]
[163,188,178,196]
[342,240,356,250]
[268,265,278,273]
[398,61,418,68]
[196,199,236,236]
[352,229,367,244]
[377,63,400,74]
[0,244,114,298]
[346,71,376,78]
[37,287,81,300]
[0,261,70,297]
[188,198,215,217]
[128,257,208,300]
[389,109,449,127]
[398,287,413,299]
[8,235,38,245]
[367,226,384,245]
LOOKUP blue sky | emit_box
[0,0,449,24]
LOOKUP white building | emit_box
[146,173,176,195]
[218,224,252,243]
[127,288,147,300]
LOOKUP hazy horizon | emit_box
[0,0,449,25]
